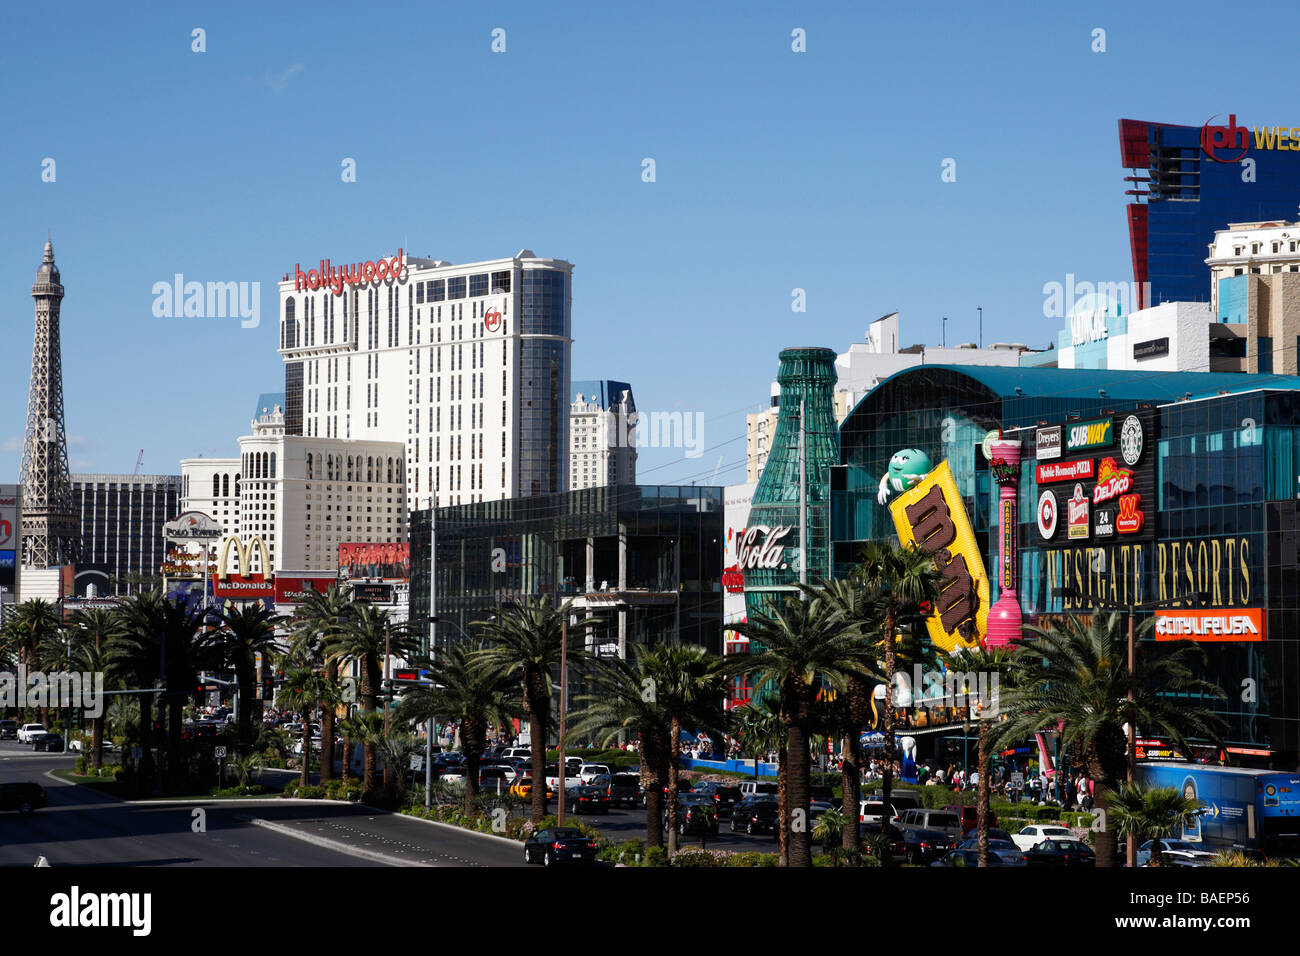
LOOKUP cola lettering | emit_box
[737,525,793,570]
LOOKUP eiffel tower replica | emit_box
[18,238,79,567]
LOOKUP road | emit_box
[0,742,523,867]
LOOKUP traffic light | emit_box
[379,679,394,702]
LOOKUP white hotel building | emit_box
[181,396,406,573]
[277,248,572,512]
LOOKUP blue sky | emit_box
[4,0,1300,485]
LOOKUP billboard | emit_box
[889,460,989,652]
[274,575,340,604]
[1154,608,1265,642]
[339,542,409,582]
[212,535,274,599]
[0,485,19,554]
[350,582,394,603]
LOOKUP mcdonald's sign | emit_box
[212,535,274,598]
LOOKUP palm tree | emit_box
[325,603,416,802]
[279,659,335,787]
[641,644,727,857]
[340,711,385,797]
[0,599,61,723]
[210,603,284,756]
[729,695,785,853]
[377,732,420,804]
[113,592,215,792]
[68,608,122,770]
[1107,782,1202,867]
[107,593,165,790]
[289,586,352,782]
[852,541,944,864]
[941,643,1017,866]
[469,596,598,824]
[995,612,1227,867]
[726,593,874,867]
[813,806,849,864]
[816,576,887,856]
[397,645,519,813]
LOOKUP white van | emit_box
[738,781,778,798]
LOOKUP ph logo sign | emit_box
[1201,114,1250,163]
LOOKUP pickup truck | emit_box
[16,724,47,744]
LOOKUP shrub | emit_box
[726,851,781,867]
[672,848,729,867]
[643,846,670,867]
[74,756,88,775]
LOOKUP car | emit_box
[810,784,835,803]
[293,736,324,755]
[478,766,516,793]
[577,763,611,785]
[0,781,47,814]
[609,772,644,808]
[809,800,836,829]
[859,800,906,825]
[544,764,585,792]
[944,804,997,836]
[932,848,1008,867]
[738,781,778,799]
[899,808,964,838]
[16,724,47,744]
[1011,824,1077,851]
[523,826,597,866]
[508,777,555,800]
[677,804,719,837]
[955,837,1027,866]
[31,732,65,752]
[1136,839,1218,867]
[571,786,611,814]
[501,747,531,761]
[902,826,958,865]
[1025,838,1096,867]
[861,822,908,863]
[730,796,779,835]
[692,781,743,817]
[0,720,18,740]
[69,738,116,753]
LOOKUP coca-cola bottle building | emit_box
[741,347,840,621]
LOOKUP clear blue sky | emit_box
[4,0,1299,485]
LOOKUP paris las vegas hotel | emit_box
[180,248,573,575]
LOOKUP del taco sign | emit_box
[889,460,989,652]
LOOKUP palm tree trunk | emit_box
[880,607,897,866]
[785,714,812,867]
[320,659,337,784]
[526,667,548,825]
[1092,779,1118,867]
[463,715,485,814]
[361,657,378,801]
[640,731,666,849]
[91,715,104,771]
[138,692,154,791]
[977,719,990,866]
[341,734,351,788]
[238,659,255,756]
[841,675,868,855]
[777,738,788,866]
[300,708,312,786]
[667,717,681,857]
[167,697,185,792]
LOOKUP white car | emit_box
[1012,825,1077,852]
[578,763,611,784]
[69,739,116,753]
[1136,839,1218,867]
[16,724,47,744]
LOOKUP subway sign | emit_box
[1066,419,1112,452]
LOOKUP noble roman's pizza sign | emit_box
[889,460,988,653]
[1037,459,1093,484]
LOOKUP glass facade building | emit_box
[411,484,723,657]
[834,364,1300,767]
[1120,117,1300,307]
[518,270,569,497]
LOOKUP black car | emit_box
[1025,839,1096,867]
[0,720,18,740]
[691,781,742,818]
[609,773,643,808]
[932,849,1007,867]
[523,827,597,866]
[31,732,65,752]
[862,823,907,863]
[0,781,47,814]
[677,804,720,837]
[903,826,956,865]
[572,786,611,814]
[730,796,779,835]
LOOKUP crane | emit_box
[133,449,144,476]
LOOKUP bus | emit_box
[1135,762,1300,855]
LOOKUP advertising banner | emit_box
[0,485,19,554]
[274,575,339,604]
[338,542,409,581]
[889,460,989,652]
[1153,608,1265,642]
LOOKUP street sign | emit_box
[214,746,227,759]
[1010,772,1024,789]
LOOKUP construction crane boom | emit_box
[133,449,144,476]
